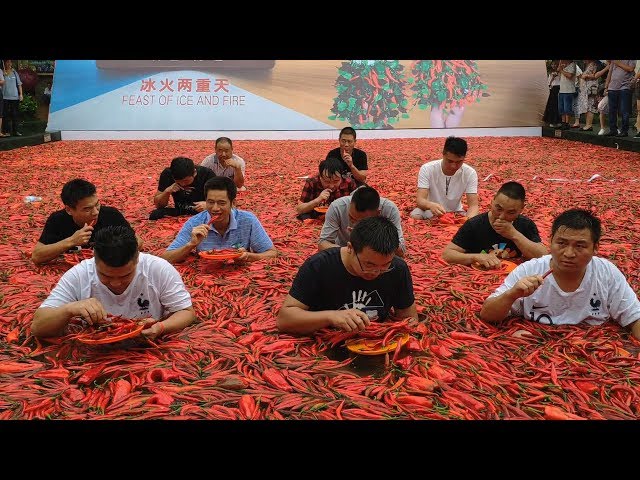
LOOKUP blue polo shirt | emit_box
[167,209,274,253]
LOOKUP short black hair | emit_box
[93,225,139,267]
[351,186,380,212]
[496,181,526,202]
[215,137,233,148]
[170,157,195,180]
[319,157,344,177]
[61,179,97,208]
[350,216,399,255]
[551,208,602,244]
[443,136,468,157]
[339,127,356,139]
[204,176,237,202]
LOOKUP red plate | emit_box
[198,249,243,261]
[471,260,517,274]
[76,323,145,345]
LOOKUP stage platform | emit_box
[542,126,640,153]
[0,131,62,151]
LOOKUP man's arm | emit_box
[341,151,367,184]
[237,247,278,262]
[416,188,445,215]
[480,274,544,323]
[391,303,418,321]
[442,242,500,268]
[465,193,480,218]
[143,307,196,340]
[631,321,640,341]
[227,157,245,188]
[276,294,369,335]
[32,225,93,265]
[161,224,209,264]
[32,298,107,338]
[491,219,548,260]
[297,188,331,214]
[318,206,341,251]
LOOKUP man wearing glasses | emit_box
[277,216,417,335]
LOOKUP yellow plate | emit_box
[345,333,410,356]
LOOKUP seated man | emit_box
[277,216,417,335]
[325,126,368,186]
[480,209,640,340]
[32,225,195,340]
[442,181,547,269]
[200,137,246,189]
[318,185,406,257]
[410,136,479,220]
[32,178,139,265]
[297,157,357,220]
[150,156,216,220]
[161,176,277,264]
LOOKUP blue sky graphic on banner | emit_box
[48,61,333,131]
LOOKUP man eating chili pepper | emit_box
[32,225,195,341]
[480,209,640,340]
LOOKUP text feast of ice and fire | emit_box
[121,78,246,107]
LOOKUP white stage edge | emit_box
[60,127,542,141]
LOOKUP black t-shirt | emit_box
[289,248,414,321]
[326,147,368,186]
[38,206,131,245]
[157,165,216,211]
[451,212,542,259]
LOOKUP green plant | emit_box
[19,94,38,119]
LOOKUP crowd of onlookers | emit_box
[543,60,640,138]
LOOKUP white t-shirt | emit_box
[40,253,192,320]
[417,159,478,213]
[488,255,640,327]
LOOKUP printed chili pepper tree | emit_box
[329,60,410,129]
[408,60,489,128]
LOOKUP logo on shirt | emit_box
[529,306,553,324]
[590,294,601,313]
[487,242,517,259]
[137,294,150,314]
[341,289,384,319]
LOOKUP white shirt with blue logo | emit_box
[489,254,640,327]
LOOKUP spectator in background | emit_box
[296,157,357,220]
[556,60,576,130]
[572,60,599,131]
[634,62,640,137]
[1,59,23,137]
[410,136,479,220]
[201,137,246,190]
[150,156,216,220]
[43,82,52,105]
[604,60,636,137]
[542,60,562,127]
[594,61,612,135]
[0,67,5,137]
[325,126,368,186]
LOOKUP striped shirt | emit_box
[167,209,274,253]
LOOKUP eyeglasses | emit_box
[354,251,394,274]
